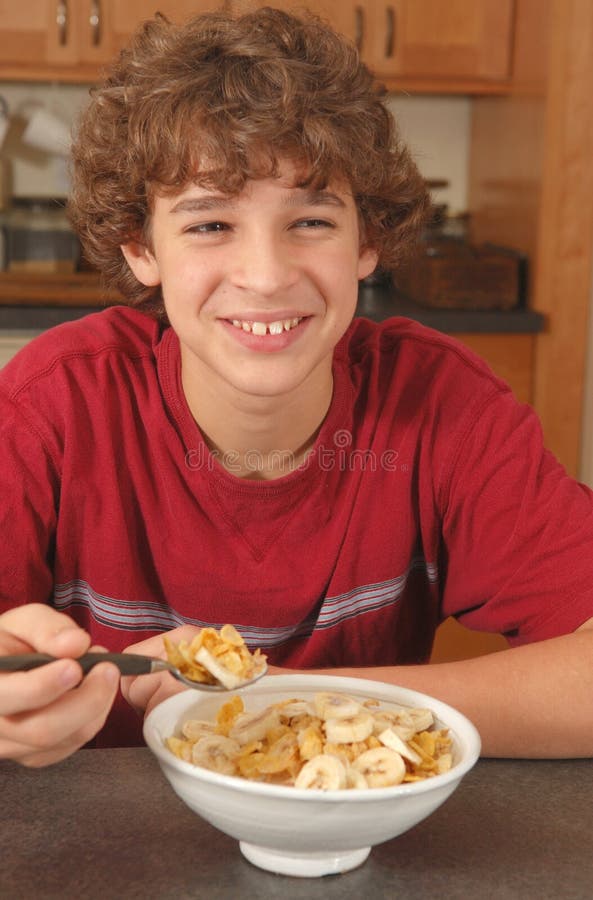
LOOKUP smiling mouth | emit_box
[230,317,304,336]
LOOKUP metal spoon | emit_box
[0,652,268,691]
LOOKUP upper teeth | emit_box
[231,318,302,336]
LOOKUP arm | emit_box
[293,617,593,758]
[0,605,120,767]
[390,381,593,757]
[0,374,119,765]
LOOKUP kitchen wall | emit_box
[387,94,470,216]
[0,81,471,214]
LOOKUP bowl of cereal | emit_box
[143,674,480,878]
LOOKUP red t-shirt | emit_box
[2,307,593,745]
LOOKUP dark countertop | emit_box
[0,284,545,335]
[1,748,591,899]
[356,284,545,334]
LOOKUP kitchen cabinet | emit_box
[365,0,514,82]
[0,0,223,81]
[234,0,515,92]
[0,1,116,75]
[0,0,515,91]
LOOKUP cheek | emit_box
[160,257,215,301]
[316,244,361,282]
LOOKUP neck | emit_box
[181,358,334,480]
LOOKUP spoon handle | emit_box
[0,652,155,675]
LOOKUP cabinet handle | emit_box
[385,6,396,59]
[354,6,364,52]
[90,0,102,47]
[56,1,68,46]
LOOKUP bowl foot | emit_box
[239,842,371,877]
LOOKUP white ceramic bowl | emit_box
[143,674,480,878]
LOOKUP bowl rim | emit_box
[143,673,481,803]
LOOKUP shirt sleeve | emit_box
[438,386,593,644]
[0,389,58,611]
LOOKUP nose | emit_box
[230,230,299,297]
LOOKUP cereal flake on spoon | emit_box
[164,624,267,689]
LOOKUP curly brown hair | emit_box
[69,6,430,316]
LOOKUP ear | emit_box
[357,246,380,281]
[120,240,161,287]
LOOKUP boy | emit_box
[1,7,592,768]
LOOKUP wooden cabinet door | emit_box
[0,1,116,68]
[65,1,116,67]
[367,0,514,81]
[0,0,75,67]
[0,1,224,77]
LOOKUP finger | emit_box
[0,604,91,657]
[0,732,81,768]
[0,658,83,716]
[0,661,120,750]
[120,667,188,718]
[120,670,174,716]
[0,690,116,768]
[0,630,32,655]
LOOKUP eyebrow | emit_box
[170,188,347,215]
[170,196,238,214]
[284,189,347,210]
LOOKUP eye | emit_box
[292,218,334,230]
[185,221,230,234]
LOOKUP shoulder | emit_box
[0,306,162,399]
[338,315,511,400]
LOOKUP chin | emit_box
[228,358,322,398]
[232,377,304,400]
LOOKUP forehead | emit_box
[152,155,354,208]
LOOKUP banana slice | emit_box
[378,727,423,765]
[294,753,347,790]
[181,719,217,741]
[408,708,435,731]
[314,691,362,720]
[228,706,281,746]
[277,699,316,720]
[323,710,374,744]
[194,646,244,690]
[372,709,417,741]
[351,747,406,788]
[191,734,241,775]
[345,767,369,789]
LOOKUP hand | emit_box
[0,604,120,767]
[121,625,200,717]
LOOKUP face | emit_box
[122,160,378,407]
